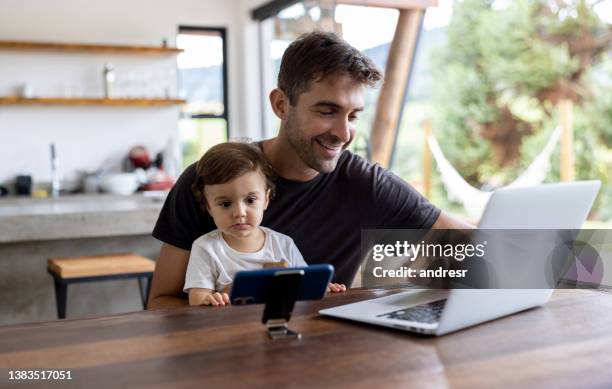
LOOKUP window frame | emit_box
[177,25,230,137]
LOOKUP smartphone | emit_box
[230,264,334,305]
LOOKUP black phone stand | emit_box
[261,269,305,340]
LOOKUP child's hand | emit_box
[189,288,230,307]
[203,292,230,306]
[327,283,347,293]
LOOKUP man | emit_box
[149,31,470,309]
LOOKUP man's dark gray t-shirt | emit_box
[152,150,440,285]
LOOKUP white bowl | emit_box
[99,173,139,195]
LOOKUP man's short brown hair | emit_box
[191,142,276,212]
[278,31,383,105]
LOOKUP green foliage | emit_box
[582,56,612,145]
[431,0,611,219]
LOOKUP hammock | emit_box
[428,126,562,218]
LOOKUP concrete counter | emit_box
[0,193,165,243]
[0,193,166,325]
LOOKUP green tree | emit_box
[432,0,611,218]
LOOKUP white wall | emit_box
[0,0,268,186]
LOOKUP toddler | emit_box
[184,142,345,306]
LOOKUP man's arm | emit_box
[432,210,475,229]
[148,243,190,309]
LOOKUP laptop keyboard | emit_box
[376,299,447,324]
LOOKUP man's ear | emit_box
[269,88,289,120]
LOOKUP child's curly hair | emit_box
[191,142,277,213]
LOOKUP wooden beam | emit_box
[370,9,424,167]
[337,0,437,10]
[252,0,299,21]
[252,0,437,21]
[559,99,575,182]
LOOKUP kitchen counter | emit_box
[0,192,166,325]
[0,192,166,243]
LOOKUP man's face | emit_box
[283,74,365,174]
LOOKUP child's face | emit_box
[203,170,270,241]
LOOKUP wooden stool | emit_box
[47,253,155,319]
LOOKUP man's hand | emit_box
[327,283,347,293]
[189,288,230,307]
[432,211,475,229]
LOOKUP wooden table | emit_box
[1,288,612,388]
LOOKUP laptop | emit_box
[319,181,601,335]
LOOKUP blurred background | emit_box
[237,0,610,226]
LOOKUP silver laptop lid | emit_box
[478,181,601,229]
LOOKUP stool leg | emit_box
[145,276,152,309]
[138,277,149,310]
[53,279,68,319]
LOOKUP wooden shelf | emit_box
[0,40,183,55]
[0,96,186,106]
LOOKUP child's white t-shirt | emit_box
[183,226,306,292]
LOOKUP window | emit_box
[176,26,229,167]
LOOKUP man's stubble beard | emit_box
[284,112,344,174]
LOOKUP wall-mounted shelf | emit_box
[0,40,183,55]
[0,96,186,106]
